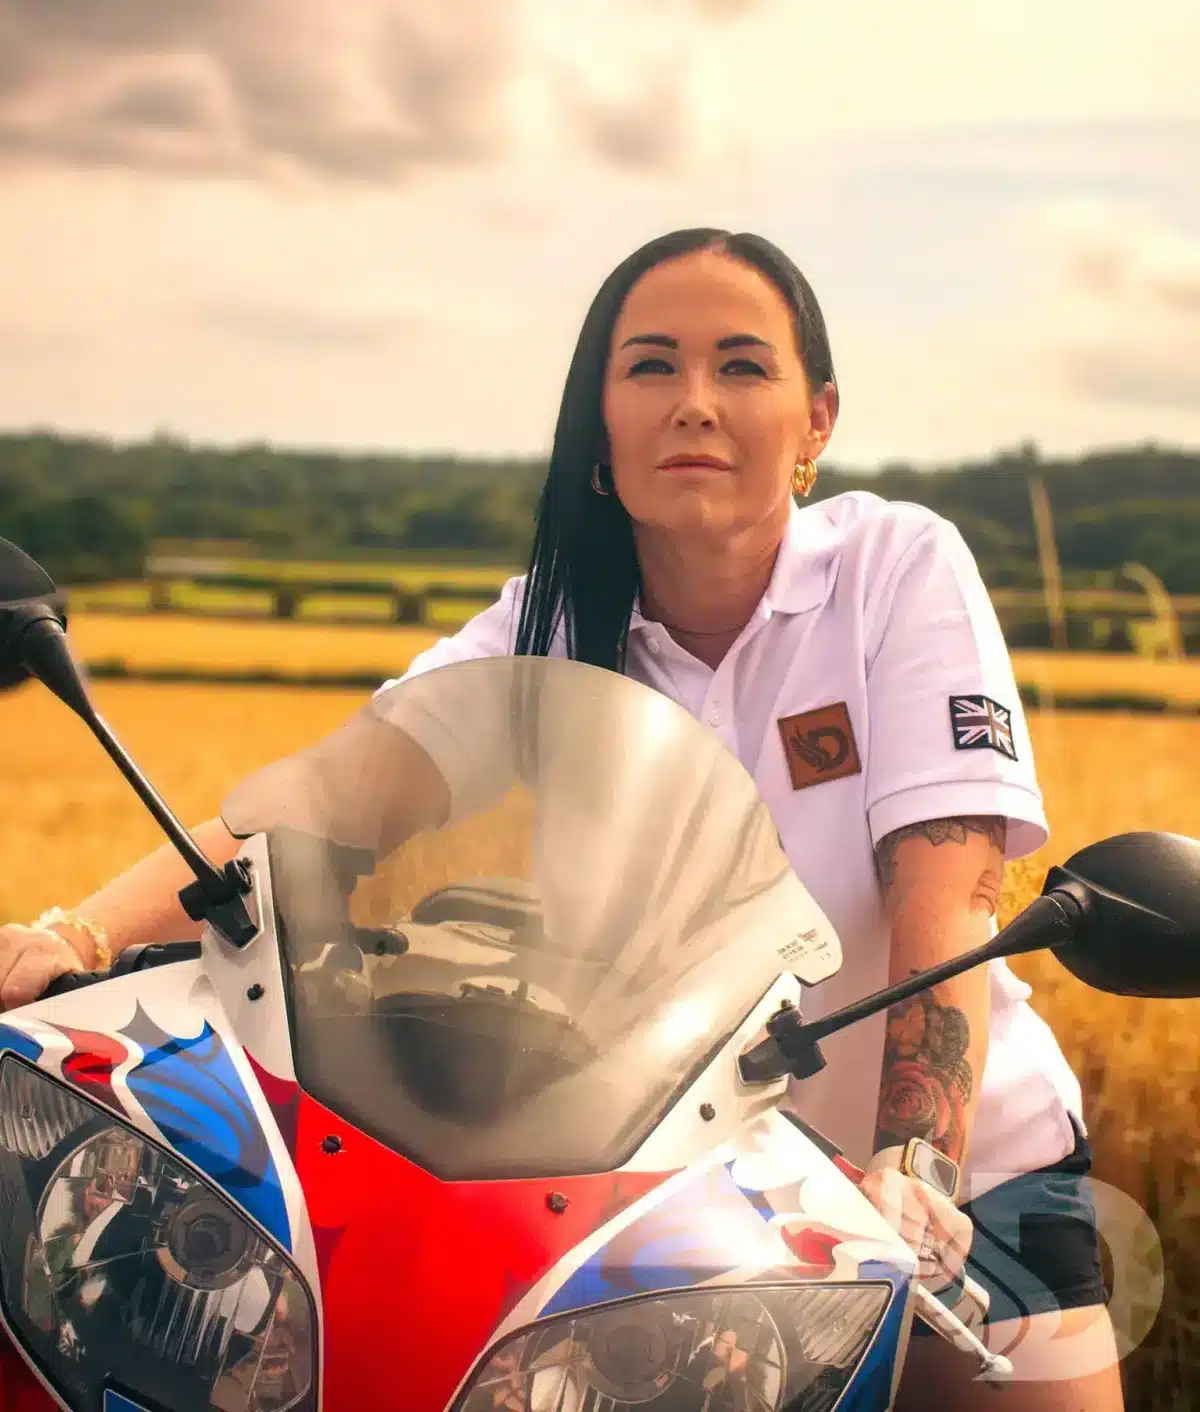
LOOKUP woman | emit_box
[0,228,1117,1409]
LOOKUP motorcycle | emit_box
[0,534,1197,1412]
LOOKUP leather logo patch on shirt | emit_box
[777,702,862,791]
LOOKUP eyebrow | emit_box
[618,332,774,351]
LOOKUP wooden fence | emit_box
[63,552,1199,656]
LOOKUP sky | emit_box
[0,0,1197,469]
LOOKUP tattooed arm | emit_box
[871,815,1006,1168]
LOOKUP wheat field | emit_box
[67,611,444,679]
[0,677,1197,1404]
[58,612,1200,708]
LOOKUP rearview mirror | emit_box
[1045,831,1200,998]
[0,538,64,691]
[742,828,1199,1085]
[0,536,258,947]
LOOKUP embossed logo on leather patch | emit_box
[777,702,862,791]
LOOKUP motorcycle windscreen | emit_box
[221,656,843,1179]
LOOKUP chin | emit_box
[640,488,757,539]
[639,499,732,539]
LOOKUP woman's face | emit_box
[601,248,836,542]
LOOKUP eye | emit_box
[721,358,768,376]
[628,357,675,375]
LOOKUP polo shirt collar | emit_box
[629,496,841,632]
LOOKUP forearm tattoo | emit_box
[871,815,1005,1158]
[874,977,975,1158]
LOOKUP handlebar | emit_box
[37,940,206,1001]
[39,969,102,1000]
[33,928,405,1005]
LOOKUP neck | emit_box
[634,517,784,667]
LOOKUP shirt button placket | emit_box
[706,655,735,737]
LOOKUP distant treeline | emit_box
[1,432,1198,594]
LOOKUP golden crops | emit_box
[63,612,1200,709]
[67,611,445,679]
[1,656,1197,1403]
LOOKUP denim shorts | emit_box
[913,1115,1108,1330]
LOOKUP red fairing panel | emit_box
[0,1330,56,1411]
[290,1087,670,1409]
[0,1054,670,1412]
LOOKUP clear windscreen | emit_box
[221,657,842,1179]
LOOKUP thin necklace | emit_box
[646,614,750,637]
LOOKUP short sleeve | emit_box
[863,515,1049,859]
[370,575,531,823]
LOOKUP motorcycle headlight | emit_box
[0,1056,315,1412]
[456,1282,893,1412]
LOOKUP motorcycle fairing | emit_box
[0,993,921,1412]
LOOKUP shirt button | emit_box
[708,708,722,726]
[647,638,661,655]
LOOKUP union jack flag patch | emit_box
[949,694,1017,760]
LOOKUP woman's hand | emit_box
[858,1165,974,1291]
[0,924,85,1011]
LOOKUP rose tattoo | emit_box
[874,987,973,1156]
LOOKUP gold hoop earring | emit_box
[591,462,612,496]
[792,458,818,497]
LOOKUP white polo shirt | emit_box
[380,490,1085,1200]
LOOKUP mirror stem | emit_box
[19,612,256,944]
[742,890,1089,1083]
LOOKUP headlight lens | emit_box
[457,1282,891,1412]
[0,1056,315,1412]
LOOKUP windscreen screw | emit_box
[246,983,265,1001]
[546,1191,569,1215]
[699,1103,716,1122]
[321,1135,343,1155]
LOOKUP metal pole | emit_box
[1028,476,1069,653]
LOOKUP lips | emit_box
[656,454,732,471]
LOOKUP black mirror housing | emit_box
[0,539,66,691]
[1045,831,1200,999]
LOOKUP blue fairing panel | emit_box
[837,1260,912,1410]
[104,1392,153,1412]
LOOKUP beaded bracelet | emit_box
[30,908,114,972]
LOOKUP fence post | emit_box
[391,591,424,625]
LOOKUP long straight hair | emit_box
[513,228,837,671]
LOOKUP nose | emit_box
[671,368,718,429]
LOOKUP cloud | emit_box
[196,298,435,351]
[0,0,517,181]
[684,0,765,16]
[827,197,1200,464]
[1027,200,1200,414]
[561,68,693,171]
[1051,203,1200,315]
[0,0,769,182]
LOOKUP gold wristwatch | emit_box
[872,1138,960,1202]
